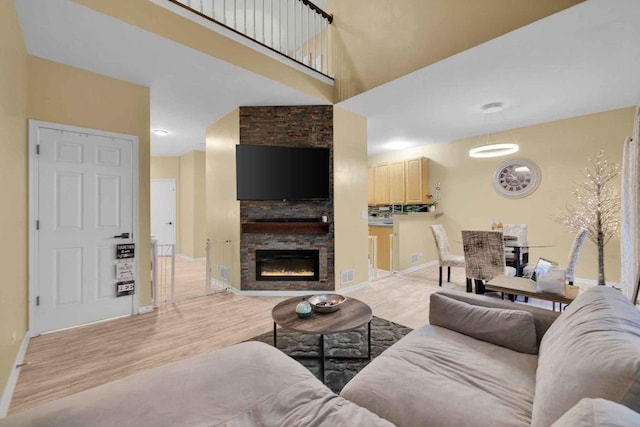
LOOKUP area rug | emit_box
[249,316,412,393]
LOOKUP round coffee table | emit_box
[272,295,373,383]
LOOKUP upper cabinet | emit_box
[367,166,376,205]
[405,157,430,204]
[368,157,430,205]
[374,163,390,205]
[389,161,405,204]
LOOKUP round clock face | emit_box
[492,158,541,198]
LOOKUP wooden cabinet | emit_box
[389,161,405,204]
[405,157,430,204]
[368,157,430,206]
[374,163,390,205]
[368,226,393,271]
[367,166,376,205]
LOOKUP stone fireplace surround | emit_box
[239,105,335,291]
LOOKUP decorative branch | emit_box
[555,150,620,285]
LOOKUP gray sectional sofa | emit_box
[1,286,639,426]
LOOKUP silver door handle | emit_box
[165,222,173,225]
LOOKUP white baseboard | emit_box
[573,277,618,287]
[176,254,206,262]
[0,331,30,418]
[212,278,374,297]
[138,305,154,314]
[394,260,438,275]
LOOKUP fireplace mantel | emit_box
[241,221,330,234]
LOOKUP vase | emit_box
[428,206,436,212]
[295,298,312,318]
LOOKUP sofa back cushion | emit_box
[429,292,538,354]
[531,287,640,427]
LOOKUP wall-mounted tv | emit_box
[236,144,330,200]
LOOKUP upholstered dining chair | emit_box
[503,223,528,273]
[430,225,465,287]
[523,227,589,285]
[461,230,516,294]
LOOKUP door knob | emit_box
[166,222,173,225]
[113,232,130,239]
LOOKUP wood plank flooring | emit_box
[9,263,559,414]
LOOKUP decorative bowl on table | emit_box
[308,294,346,313]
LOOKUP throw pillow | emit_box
[429,292,538,354]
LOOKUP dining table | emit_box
[503,239,554,276]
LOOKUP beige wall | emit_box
[28,56,152,307]
[179,151,206,259]
[328,0,583,101]
[0,0,28,398]
[206,110,241,289]
[333,107,369,289]
[393,214,441,271]
[74,0,333,103]
[150,157,179,180]
[369,107,634,284]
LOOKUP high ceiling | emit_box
[338,0,640,155]
[14,0,640,157]
[15,0,325,156]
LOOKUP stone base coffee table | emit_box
[272,295,373,383]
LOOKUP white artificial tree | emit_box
[556,150,620,286]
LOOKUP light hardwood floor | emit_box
[156,256,208,302]
[9,263,556,414]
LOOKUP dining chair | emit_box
[462,230,516,294]
[430,225,465,287]
[523,227,589,285]
[503,223,528,273]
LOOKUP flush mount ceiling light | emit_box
[152,129,169,136]
[469,102,519,158]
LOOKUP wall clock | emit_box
[492,158,541,198]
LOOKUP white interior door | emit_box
[151,180,176,246]
[31,122,137,334]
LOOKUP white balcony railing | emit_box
[170,0,333,78]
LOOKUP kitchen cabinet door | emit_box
[405,157,430,204]
[374,163,390,205]
[390,161,405,204]
[367,165,376,205]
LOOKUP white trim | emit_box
[138,306,155,314]
[0,332,30,417]
[176,254,207,262]
[393,260,439,275]
[573,277,618,287]
[336,280,372,294]
[211,278,374,297]
[131,132,140,315]
[148,0,334,85]
[28,120,140,333]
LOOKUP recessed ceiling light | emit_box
[153,129,169,136]
[480,102,504,114]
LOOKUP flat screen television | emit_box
[236,144,330,200]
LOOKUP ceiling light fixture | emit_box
[469,102,519,158]
[153,129,169,136]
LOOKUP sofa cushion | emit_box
[531,287,640,427]
[551,398,640,427]
[429,292,538,354]
[341,324,538,427]
[437,289,559,344]
[0,342,393,427]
